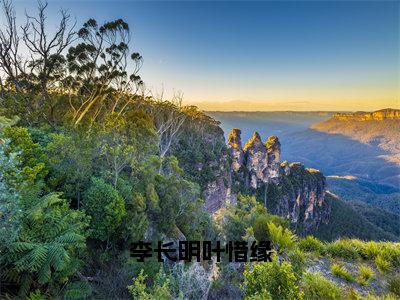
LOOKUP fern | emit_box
[267,222,297,253]
[2,192,89,296]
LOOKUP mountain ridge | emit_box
[331,108,400,121]
[312,108,400,169]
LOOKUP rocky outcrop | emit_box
[227,128,244,172]
[331,108,400,121]
[279,163,329,233]
[227,129,330,234]
[243,132,269,188]
[201,124,330,234]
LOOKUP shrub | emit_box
[342,287,361,300]
[387,274,400,297]
[359,241,380,260]
[128,269,173,300]
[252,214,289,242]
[299,236,324,254]
[267,222,297,253]
[326,239,359,260]
[357,265,374,286]
[330,264,354,282]
[288,249,306,279]
[375,254,391,274]
[365,293,398,300]
[302,272,341,299]
[243,256,303,300]
[380,243,400,270]
[82,177,126,241]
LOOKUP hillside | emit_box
[314,193,399,242]
[327,176,400,215]
[312,108,400,165]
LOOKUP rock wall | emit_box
[331,108,400,121]
[226,128,330,234]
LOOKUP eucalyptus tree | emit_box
[21,0,76,107]
[67,18,143,125]
[0,0,27,92]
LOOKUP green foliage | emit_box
[288,249,306,279]
[267,222,297,253]
[224,194,267,242]
[46,131,94,207]
[325,239,360,260]
[0,115,19,130]
[380,242,400,270]
[128,269,173,300]
[299,235,325,254]
[252,214,289,242]
[243,256,303,300]
[357,265,374,286]
[342,288,361,300]
[98,111,156,187]
[375,254,391,274]
[63,281,93,300]
[387,274,400,297]
[302,272,341,300]
[330,263,355,282]
[2,126,47,184]
[0,141,21,250]
[170,108,225,189]
[127,269,149,299]
[82,177,126,241]
[2,192,89,296]
[119,185,149,243]
[315,194,396,242]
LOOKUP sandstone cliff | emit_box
[226,128,330,234]
[312,108,400,167]
[331,108,400,121]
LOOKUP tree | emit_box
[82,177,126,243]
[99,110,156,187]
[21,0,76,108]
[0,0,26,92]
[224,194,267,242]
[142,94,187,164]
[2,126,47,184]
[2,192,89,297]
[0,139,21,252]
[67,18,143,125]
[46,131,95,208]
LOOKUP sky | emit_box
[12,0,400,111]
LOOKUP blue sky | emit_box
[13,0,400,110]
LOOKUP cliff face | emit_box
[226,129,330,234]
[312,108,400,169]
[331,108,400,121]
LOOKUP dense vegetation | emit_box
[314,193,398,242]
[0,1,399,299]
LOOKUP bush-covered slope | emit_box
[348,200,400,238]
[327,177,400,215]
[314,193,398,242]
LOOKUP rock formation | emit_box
[227,128,244,172]
[226,129,330,234]
[202,125,330,235]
